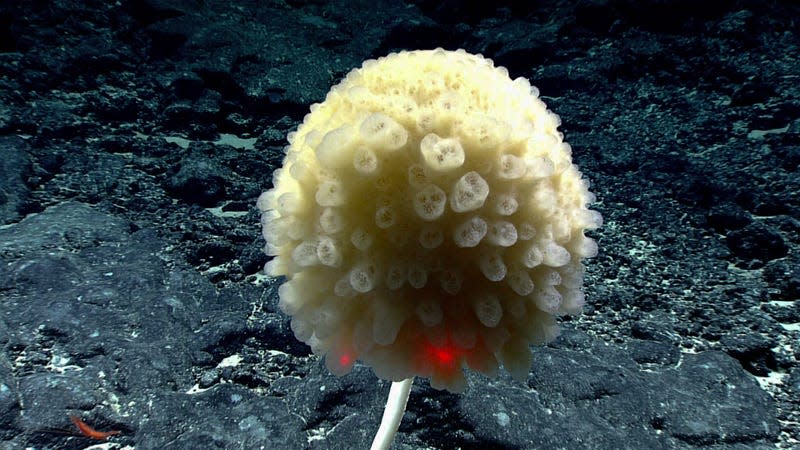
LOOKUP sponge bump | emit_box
[258,49,601,392]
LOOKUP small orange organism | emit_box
[70,415,121,440]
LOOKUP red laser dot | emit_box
[423,341,459,369]
[433,347,454,365]
[339,353,352,367]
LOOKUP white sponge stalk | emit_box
[371,377,413,450]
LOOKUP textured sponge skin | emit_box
[258,49,601,392]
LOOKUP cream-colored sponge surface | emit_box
[257,49,601,392]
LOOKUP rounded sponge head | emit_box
[257,48,601,393]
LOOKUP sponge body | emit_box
[258,49,601,392]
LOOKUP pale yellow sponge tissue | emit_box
[257,49,601,392]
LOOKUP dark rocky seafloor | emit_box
[0,1,798,449]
